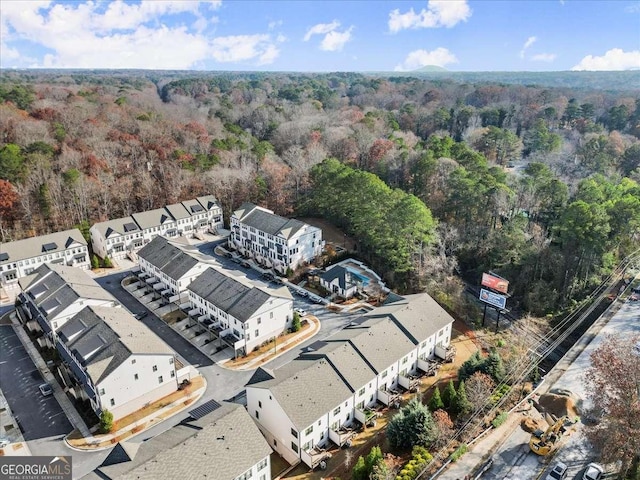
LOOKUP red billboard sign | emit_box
[481,273,509,294]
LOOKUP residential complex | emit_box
[229,203,323,272]
[85,402,272,480]
[245,292,454,467]
[137,236,208,302]
[0,228,89,292]
[187,267,293,357]
[16,263,117,339]
[56,306,178,420]
[90,195,223,261]
[14,264,182,420]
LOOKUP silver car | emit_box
[546,462,568,480]
[583,463,604,480]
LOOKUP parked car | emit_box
[134,311,148,320]
[583,463,604,480]
[294,308,307,317]
[546,462,568,480]
[0,437,10,447]
[38,383,53,397]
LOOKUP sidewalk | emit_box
[65,376,206,451]
[219,314,322,371]
[10,312,94,440]
[0,390,32,457]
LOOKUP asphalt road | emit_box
[0,325,72,441]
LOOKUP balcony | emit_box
[398,373,421,393]
[377,386,401,407]
[300,445,332,470]
[417,357,440,377]
[354,406,379,427]
[329,423,357,448]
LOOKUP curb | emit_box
[63,381,207,452]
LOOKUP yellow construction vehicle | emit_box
[529,415,569,456]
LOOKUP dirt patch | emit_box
[298,217,356,250]
[537,393,579,419]
[521,417,543,433]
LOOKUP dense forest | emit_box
[1,70,639,316]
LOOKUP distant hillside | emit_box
[413,65,448,73]
[383,70,640,91]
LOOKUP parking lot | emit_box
[0,325,72,441]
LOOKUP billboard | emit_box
[481,273,509,294]
[479,288,507,309]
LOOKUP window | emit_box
[158,376,163,384]
[99,388,105,395]
[291,427,297,438]
[255,410,259,419]
[257,318,261,324]
[402,357,408,364]
[169,357,174,364]
[291,442,298,453]
[152,365,157,372]
[134,374,139,381]
[170,371,175,378]
[110,398,115,406]
[258,459,268,471]
[258,401,262,409]
[381,370,388,378]
[305,426,313,435]
[255,329,259,337]
[358,387,365,396]
[270,312,273,319]
[333,406,341,416]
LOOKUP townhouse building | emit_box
[187,267,293,357]
[246,292,454,468]
[0,229,89,293]
[229,203,323,272]
[90,195,223,261]
[56,306,177,420]
[16,263,117,342]
[85,402,272,480]
[137,236,208,302]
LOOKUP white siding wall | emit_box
[354,380,378,410]
[237,455,271,480]
[246,387,299,465]
[97,353,177,420]
[242,297,293,353]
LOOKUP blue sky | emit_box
[1,0,639,71]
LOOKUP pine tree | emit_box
[428,386,444,411]
[442,380,457,411]
[455,380,472,416]
[483,349,506,383]
[352,456,366,480]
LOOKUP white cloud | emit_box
[625,2,640,13]
[388,0,471,33]
[268,19,283,30]
[0,0,281,68]
[303,20,353,52]
[303,20,341,41]
[531,53,557,62]
[572,48,640,71]
[394,47,458,71]
[320,27,353,51]
[519,36,537,58]
[211,34,279,64]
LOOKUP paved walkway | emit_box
[0,390,32,456]
[10,312,94,440]
[66,379,206,451]
[219,315,322,371]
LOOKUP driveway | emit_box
[0,325,72,441]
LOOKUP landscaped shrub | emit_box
[99,410,114,433]
[450,444,468,462]
[394,446,433,480]
[489,384,511,405]
[491,411,509,428]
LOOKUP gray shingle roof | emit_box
[138,236,199,281]
[0,229,86,265]
[24,264,114,320]
[93,216,138,238]
[327,317,415,373]
[180,198,204,215]
[250,358,352,431]
[320,265,354,290]
[366,293,455,345]
[131,208,174,230]
[187,268,272,322]
[196,195,220,211]
[58,306,173,385]
[303,341,376,393]
[164,203,190,220]
[233,203,308,239]
[87,403,271,480]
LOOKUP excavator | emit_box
[529,415,570,456]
